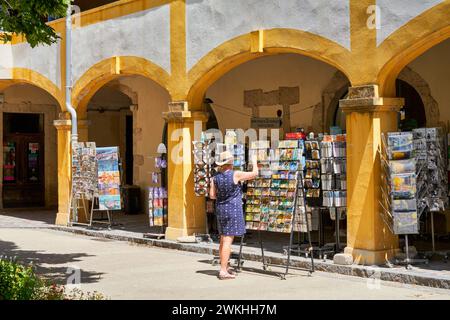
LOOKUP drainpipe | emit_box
[65,3,78,144]
[65,3,78,224]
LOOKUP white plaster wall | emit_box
[407,38,450,124]
[11,41,61,87]
[72,4,171,84]
[186,0,350,70]
[206,53,338,133]
[377,0,443,46]
[0,44,12,79]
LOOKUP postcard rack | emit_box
[380,132,428,268]
[237,140,314,280]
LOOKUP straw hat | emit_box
[216,151,234,166]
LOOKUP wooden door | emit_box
[3,133,45,207]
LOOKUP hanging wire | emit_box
[211,102,316,117]
[211,103,252,118]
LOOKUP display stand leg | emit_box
[305,211,315,274]
[89,198,95,227]
[335,211,340,253]
[258,230,267,271]
[405,235,411,270]
[236,235,245,273]
[431,211,436,253]
[282,227,295,280]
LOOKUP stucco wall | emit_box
[72,4,171,84]
[377,0,443,45]
[0,45,12,79]
[10,41,60,87]
[0,84,58,208]
[407,38,450,126]
[206,53,339,133]
[186,0,351,70]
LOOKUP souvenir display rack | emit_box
[381,132,428,268]
[413,128,448,258]
[237,140,314,280]
[69,142,113,228]
[145,144,169,239]
[304,134,336,260]
[193,140,215,196]
[320,134,347,254]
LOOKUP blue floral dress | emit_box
[214,170,246,236]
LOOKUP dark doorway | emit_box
[125,115,133,185]
[396,79,426,130]
[3,113,45,208]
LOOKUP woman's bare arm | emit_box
[234,155,258,183]
[209,177,217,199]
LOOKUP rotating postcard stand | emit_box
[144,143,168,240]
[319,135,347,259]
[236,140,314,280]
[413,128,449,262]
[380,133,428,269]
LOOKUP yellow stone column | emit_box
[340,85,404,265]
[163,101,209,240]
[54,117,72,226]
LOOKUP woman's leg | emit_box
[219,235,234,275]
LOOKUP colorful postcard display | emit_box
[148,187,168,226]
[304,136,322,207]
[245,141,304,233]
[216,143,245,171]
[72,142,97,201]
[193,140,214,196]
[386,132,418,234]
[96,147,121,211]
[320,134,347,212]
[413,128,448,212]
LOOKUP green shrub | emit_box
[0,259,43,300]
[0,258,106,300]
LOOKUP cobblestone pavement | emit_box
[1,228,450,300]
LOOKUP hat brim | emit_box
[216,157,234,166]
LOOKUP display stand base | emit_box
[143,233,165,240]
[144,225,166,239]
[394,258,429,270]
[421,251,449,263]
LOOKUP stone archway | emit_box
[315,71,350,132]
[397,66,439,127]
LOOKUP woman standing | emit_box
[209,151,258,280]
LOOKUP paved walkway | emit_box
[3,210,450,290]
[1,228,450,299]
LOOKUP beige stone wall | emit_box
[407,38,450,127]
[0,84,59,208]
[205,53,339,134]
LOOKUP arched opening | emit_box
[82,75,171,217]
[196,51,351,248]
[0,83,59,208]
[329,79,427,132]
[393,37,450,253]
[396,79,426,130]
[87,84,134,185]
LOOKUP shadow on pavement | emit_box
[0,239,103,285]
